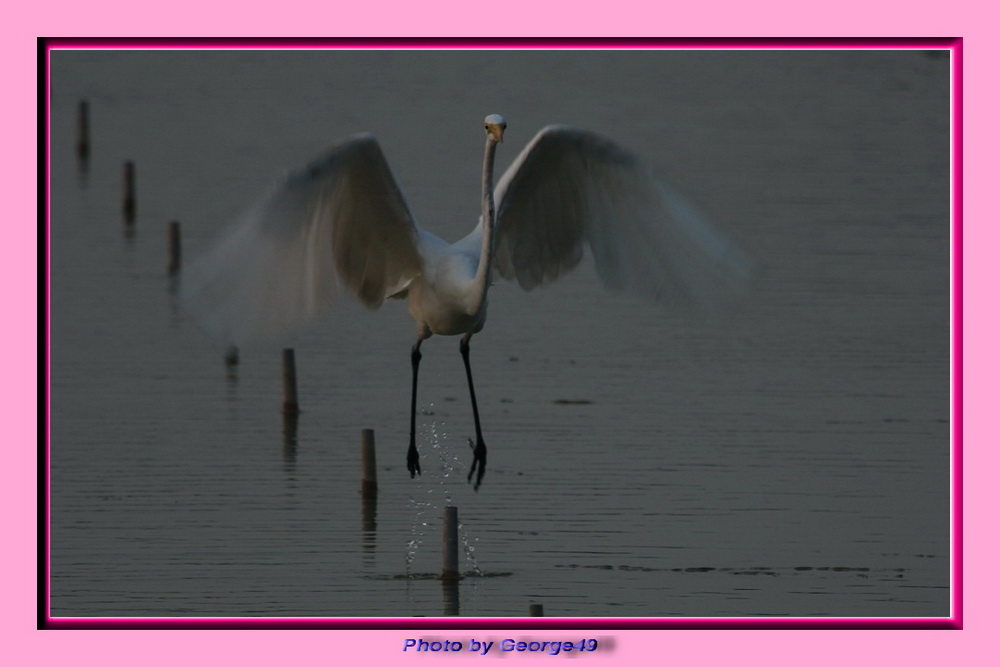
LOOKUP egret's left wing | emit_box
[491,125,755,313]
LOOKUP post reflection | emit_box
[282,411,298,468]
[76,153,90,186]
[361,487,377,569]
[441,577,460,616]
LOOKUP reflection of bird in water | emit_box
[184,114,755,489]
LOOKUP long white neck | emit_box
[471,136,499,310]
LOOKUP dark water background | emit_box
[49,49,951,617]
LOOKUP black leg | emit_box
[407,340,422,478]
[461,333,487,490]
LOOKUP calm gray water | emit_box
[49,49,951,618]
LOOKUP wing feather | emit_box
[493,125,755,313]
[183,134,425,346]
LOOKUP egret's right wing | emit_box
[183,134,425,346]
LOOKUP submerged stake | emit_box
[76,100,90,159]
[167,221,181,275]
[122,161,136,223]
[282,348,300,415]
[361,428,378,496]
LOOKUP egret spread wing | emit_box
[491,125,755,312]
[183,134,424,345]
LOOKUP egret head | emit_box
[484,114,507,143]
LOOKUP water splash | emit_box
[405,406,484,576]
[458,521,483,577]
[404,494,427,578]
[427,417,464,488]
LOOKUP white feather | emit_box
[459,125,755,312]
[182,134,426,346]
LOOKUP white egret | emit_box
[184,114,754,489]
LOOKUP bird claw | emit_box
[407,442,421,479]
[467,437,487,491]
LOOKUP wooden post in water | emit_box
[223,345,239,385]
[282,348,300,415]
[361,429,378,496]
[361,429,378,537]
[76,100,90,160]
[528,603,544,616]
[122,161,136,223]
[167,221,181,275]
[442,506,459,581]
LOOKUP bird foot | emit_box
[467,437,487,491]
[407,441,421,479]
